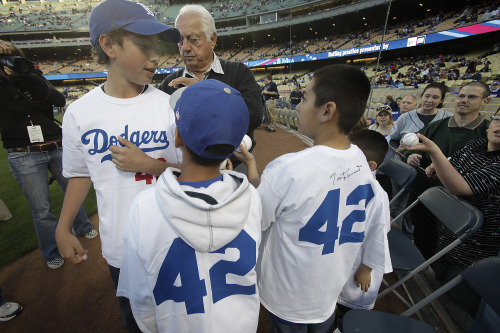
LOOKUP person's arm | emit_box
[233,63,264,134]
[404,134,473,196]
[233,144,260,187]
[354,263,372,292]
[55,177,92,264]
[109,137,179,176]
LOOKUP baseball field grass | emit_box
[0,115,98,268]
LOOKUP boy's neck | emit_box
[177,164,221,183]
[103,75,147,99]
[313,127,350,150]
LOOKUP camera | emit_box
[0,56,35,74]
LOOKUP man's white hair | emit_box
[176,5,216,42]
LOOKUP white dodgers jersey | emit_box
[62,85,181,268]
[257,145,390,323]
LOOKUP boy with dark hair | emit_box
[348,129,389,171]
[55,0,181,331]
[117,80,262,333]
[236,64,391,332]
[335,130,392,328]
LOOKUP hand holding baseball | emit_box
[401,133,419,147]
[403,133,440,154]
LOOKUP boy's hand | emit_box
[354,264,372,292]
[233,144,255,166]
[110,137,150,172]
[55,230,88,264]
[168,77,198,89]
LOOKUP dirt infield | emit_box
[0,125,310,333]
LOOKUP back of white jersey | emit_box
[257,145,390,323]
[118,174,262,333]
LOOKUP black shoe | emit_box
[266,128,276,132]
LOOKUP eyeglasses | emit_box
[490,115,500,122]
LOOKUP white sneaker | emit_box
[0,302,22,321]
[47,257,64,269]
[72,228,98,239]
[83,229,98,239]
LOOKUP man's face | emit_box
[455,86,488,116]
[491,83,499,91]
[400,95,417,113]
[176,14,216,73]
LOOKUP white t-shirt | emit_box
[62,85,181,268]
[257,145,391,323]
[117,169,262,333]
[338,183,392,310]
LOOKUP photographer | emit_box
[0,40,96,269]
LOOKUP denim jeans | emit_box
[8,148,92,262]
[269,310,336,333]
[108,265,142,333]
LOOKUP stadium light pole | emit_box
[366,0,393,116]
[289,24,292,74]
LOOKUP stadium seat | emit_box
[378,158,417,206]
[292,110,299,129]
[377,186,483,310]
[343,257,500,333]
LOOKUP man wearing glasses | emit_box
[404,107,500,317]
[406,81,491,169]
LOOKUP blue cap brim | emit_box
[122,21,181,44]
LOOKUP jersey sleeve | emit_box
[257,165,283,231]
[62,107,90,178]
[117,204,158,333]
[361,190,392,274]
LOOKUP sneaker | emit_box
[47,257,64,269]
[84,229,98,239]
[72,228,98,239]
[0,302,22,321]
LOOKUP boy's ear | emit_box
[320,101,337,123]
[174,128,184,148]
[99,34,116,59]
[368,160,378,172]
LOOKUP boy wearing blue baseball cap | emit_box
[117,79,262,333]
[55,0,181,331]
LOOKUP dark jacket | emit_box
[0,70,65,148]
[160,59,264,143]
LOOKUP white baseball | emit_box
[402,133,419,147]
[236,135,252,152]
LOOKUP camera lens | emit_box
[0,56,34,74]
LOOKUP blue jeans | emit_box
[108,265,141,333]
[8,148,92,262]
[269,310,336,333]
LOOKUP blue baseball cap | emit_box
[170,80,249,160]
[89,0,181,47]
